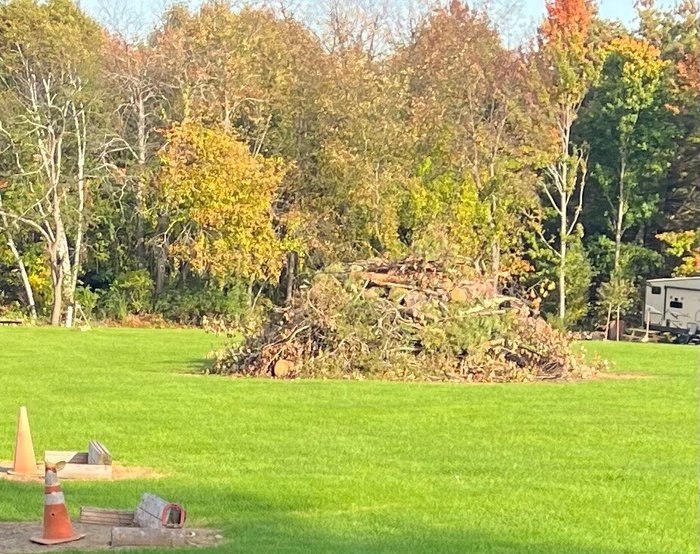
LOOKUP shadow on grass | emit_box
[0,479,644,554]
[138,357,216,375]
[173,486,630,554]
[179,357,215,374]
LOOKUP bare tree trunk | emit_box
[50,244,63,326]
[489,196,500,287]
[66,103,87,328]
[559,171,568,323]
[604,303,613,341]
[57,230,72,327]
[51,171,71,326]
[135,185,146,260]
[0,197,37,320]
[7,235,37,321]
[179,261,190,287]
[51,282,63,326]
[136,94,147,261]
[643,307,651,342]
[7,235,37,319]
[614,157,626,271]
[285,251,298,304]
[154,246,167,297]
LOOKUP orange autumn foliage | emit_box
[541,0,593,42]
[678,53,700,93]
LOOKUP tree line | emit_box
[0,0,697,328]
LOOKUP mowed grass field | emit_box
[0,328,697,554]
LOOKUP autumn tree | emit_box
[536,0,597,324]
[656,230,699,277]
[399,1,537,277]
[153,2,303,145]
[262,0,414,264]
[310,41,409,259]
[155,123,288,285]
[152,2,328,265]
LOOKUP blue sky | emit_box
[78,0,677,36]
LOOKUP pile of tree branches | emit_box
[210,258,599,382]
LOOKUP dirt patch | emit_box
[0,523,223,553]
[596,372,653,380]
[111,464,166,480]
[0,462,166,483]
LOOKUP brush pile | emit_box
[210,258,598,382]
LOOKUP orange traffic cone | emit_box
[9,406,39,476]
[31,462,85,545]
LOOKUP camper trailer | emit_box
[645,277,700,340]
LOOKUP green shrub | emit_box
[98,270,153,320]
[75,286,100,319]
[155,282,250,324]
[0,293,27,321]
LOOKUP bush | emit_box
[0,293,27,321]
[75,286,100,319]
[530,231,594,329]
[562,239,595,328]
[155,282,250,324]
[98,270,153,320]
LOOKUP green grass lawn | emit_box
[0,328,697,553]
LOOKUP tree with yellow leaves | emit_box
[657,230,700,276]
[156,123,288,285]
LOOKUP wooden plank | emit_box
[88,441,112,465]
[626,328,661,335]
[44,451,88,464]
[135,493,186,529]
[79,507,135,526]
[110,527,186,547]
[0,319,22,326]
[58,463,112,480]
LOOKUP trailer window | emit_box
[670,300,683,309]
[651,286,661,295]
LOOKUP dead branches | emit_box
[211,257,598,383]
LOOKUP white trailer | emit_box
[645,277,700,338]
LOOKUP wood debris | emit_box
[212,257,599,383]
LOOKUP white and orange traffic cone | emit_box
[9,406,39,476]
[30,461,85,545]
